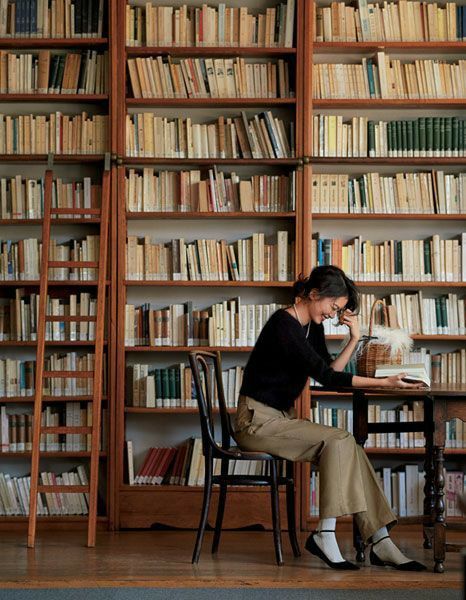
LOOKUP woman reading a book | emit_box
[235,265,427,571]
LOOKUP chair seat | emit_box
[215,446,277,461]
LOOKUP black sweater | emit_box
[240,309,354,411]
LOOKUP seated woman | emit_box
[234,265,427,571]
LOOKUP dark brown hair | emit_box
[292,265,360,313]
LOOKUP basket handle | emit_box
[368,299,389,338]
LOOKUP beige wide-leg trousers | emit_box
[234,395,396,542]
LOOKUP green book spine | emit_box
[440,296,447,333]
[386,121,392,157]
[423,239,431,278]
[396,240,402,279]
[175,367,181,402]
[452,117,459,157]
[396,121,402,157]
[155,369,162,407]
[419,118,426,157]
[426,117,433,157]
[433,117,440,157]
[161,369,170,407]
[401,120,408,157]
[168,368,177,405]
[434,298,441,333]
[358,177,367,211]
[368,120,375,157]
[406,121,413,157]
[445,117,452,158]
[331,408,338,428]
[439,117,445,157]
[462,120,466,157]
[413,119,419,157]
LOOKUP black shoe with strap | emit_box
[369,536,427,571]
[305,530,360,571]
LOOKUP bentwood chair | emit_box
[188,350,301,566]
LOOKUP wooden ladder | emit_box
[27,163,111,548]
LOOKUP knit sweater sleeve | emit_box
[275,314,353,388]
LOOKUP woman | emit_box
[234,265,427,571]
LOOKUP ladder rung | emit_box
[46,315,97,322]
[43,371,94,378]
[37,485,89,493]
[51,208,101,215]
[41,426,92,434]
[48,261,98,268]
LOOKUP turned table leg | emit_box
[352,390,368,563]
[433,445,446,574]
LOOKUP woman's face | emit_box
[307,292,348,325]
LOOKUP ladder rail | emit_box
[87,168,111,547]
[27,169,53,548]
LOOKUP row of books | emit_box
[125,112,294,159]
[313,56,466,100]
[128,56,292,100]
[125,232,293,282]
[0,291,98,342]
[314,0,466,42]
[0,354,103,398]
[0,112,108,155]
[0,235,100,281]
[311,467,466,518]
[125,363,243,409]
[0,404,107,452]
[126,1,295,48]
[0,0,105,38]
[0,468,89,516]
[311,233,466,282]
[124,300,286,347]
[0,50,108,95]
[312,115,466,158]
[127,438,287,487]
[0,176,101,220]
[125,168,296,213]
[311,171,466,215]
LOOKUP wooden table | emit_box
[311,383,466,573]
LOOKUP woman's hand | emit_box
[340,310,360,341]
[382,373,427,389]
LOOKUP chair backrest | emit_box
[188,350,234,456]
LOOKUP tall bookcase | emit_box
[0,0,118,531]
[114,0,305,529]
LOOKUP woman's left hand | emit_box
[340,311,360,341]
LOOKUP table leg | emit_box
[423,396,434,550]
[433,445,446,574]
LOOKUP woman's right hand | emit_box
[383,373,426,389]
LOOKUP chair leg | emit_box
[353,519,365,563]
[212,481,227,554]
[285,463,301,557]
[192,457,213,564]
[270,460,284,566]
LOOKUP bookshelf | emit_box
[302,0,466,529]
[0,0,117,530]
[115,0,304,529]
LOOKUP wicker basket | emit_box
[356,299,402,377]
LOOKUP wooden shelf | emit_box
[0,38,108,48]
[0,340,106,346]
[126,46,297,56]
[312,158,466,165]
[0,155,106,163]
[126,211,295,219]
[0,218,101,225]
[350,282,466,288]
[124,158,299,166]
[120,484,280,492]
[0,94,108,102]
[0,515,108,522]
[124,280,293,287]
[0,396,108,403]
[312,213,466,220]
[125,346,253,352]
[314,41,466,52]
[1,451,107,458]
[125,407,234,414]
[326,334,466,340]
[0,280,110,286]
[365,448,466,455]
[127,98,296,107]
[314,99,466,108]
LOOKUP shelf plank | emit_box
[0,280,110,286]
[326,334,466,340]
[312,214,466,220]
[125,346,253,352]
[0,38,108,48]
[125,211,295,219]
[1,452,107,458]
[0,94,108,102]
[0,218,101,225]
[127,98,296,107]
[126,46,297,56]
[0,396,107,403]
[314,41,466,52]
[124,158,299,165]
[0,340,106,346]
[312,158,466,165]
[0,155,106,163]
[124,280,293,287]
[125,407,235,414]
[314,99,466,108]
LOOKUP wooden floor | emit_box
[0,526,464,589]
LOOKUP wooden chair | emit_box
[189,350,301,566]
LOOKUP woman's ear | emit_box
[308,288,320,302]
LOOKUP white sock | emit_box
[372,527,410,565]
[314,518,345,563]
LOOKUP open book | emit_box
[374,364,431,387]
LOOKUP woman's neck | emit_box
[288,302,311,326]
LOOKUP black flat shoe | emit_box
[370,542,427,571]
[305,531,360,571]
